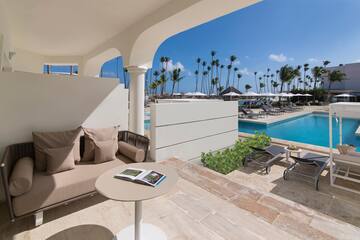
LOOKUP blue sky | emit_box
[99,0,360,92]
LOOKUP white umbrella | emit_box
[303,94,312,96]
[193,91,207,96]
[334,93,355,98]
[260,92,277,97]
[224,92,241,97]
[172,92,182,96]
[294,93,303,96]
[240,91,260,97]
[184,92,194,96]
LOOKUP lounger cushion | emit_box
[94,140,117,163]
[12,156,128,217]
[118,141,145,162]
[33,128,82,171]
[82,126,118,162]
[45,145,75,174]
[9,157,34,197]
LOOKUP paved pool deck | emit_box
[238,106,328,125]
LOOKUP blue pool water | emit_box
[239,113,360,151]
[145,119,150,130]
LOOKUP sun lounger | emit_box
[261,105,281,115]
[283,152,330,190]
[240,108,263,119]
[245,145,286,174]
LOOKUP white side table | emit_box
[285,147,302,162]
[95,163,178,240]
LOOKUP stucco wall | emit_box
[150,100,238,161]
[0,71,128,156]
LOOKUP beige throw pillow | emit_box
[82,126,119,162]
[33,128,82,171]
[45,145,75,174]
[9,157,34,197]
[94,140,117,163]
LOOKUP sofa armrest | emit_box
[118,131,149,162]
[0,142,34,221]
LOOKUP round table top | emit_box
[95,163,178,202]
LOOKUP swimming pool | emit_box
[145,119,150,130]
[239,113,360,150]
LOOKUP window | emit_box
[43,64,78,75]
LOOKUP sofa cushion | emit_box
[94,140,117,164]
[82,126,118,162]
[45,145,75,174]
[9,157,34,197]
[12,156,128,217]
[118,141,145,163]
[33,128,82,171]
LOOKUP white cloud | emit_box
[238,68,251,76]
[166,60,185,72]
[289,57,295,61]
[269,53,288,62]
[233,59,241,66]
[307,58,319,63]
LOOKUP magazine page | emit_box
[115,168,147,181]
[139,171,166,187]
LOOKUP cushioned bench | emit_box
[0,130,149,224]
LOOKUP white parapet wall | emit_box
[150,100,238,162]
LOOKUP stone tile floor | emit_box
[0,158,359,240]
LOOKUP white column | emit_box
[127,66,147,135]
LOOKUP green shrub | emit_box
[201,133,271,174]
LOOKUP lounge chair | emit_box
[240,108,263,119]
[331,146,360,194]
[261,105,281,115]
[245,145,286,174]
[283,152,330,190]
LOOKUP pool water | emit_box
[145,119,150,130]
[239,113,360,151]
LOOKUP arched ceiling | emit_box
[2,0,173,56]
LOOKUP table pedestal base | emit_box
[114,224,167,240]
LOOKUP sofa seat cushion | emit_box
[12,156,128,217]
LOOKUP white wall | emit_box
[0,71,128,157]
[325,63,360,92]
[150,100,238,161]
[0,0,14,72]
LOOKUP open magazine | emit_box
[114,168,166,187]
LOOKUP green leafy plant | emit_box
[201,133,271,174]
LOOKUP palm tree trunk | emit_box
[226,70,231,88]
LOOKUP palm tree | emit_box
[225,55,236,88]
[279,65,296,93]
[272,81,279,93]
[266,68,271,92]
[159,69,167,95]
[232,67,239,86]
[296,65,302,89]
[210,51,216,93]
[312,66,325,91]
[123,67,128,88]
[259,82,265,93]
[323,60,331,68]
[245,84,252,92]
[219,64,224,93]
[226,64,232,88]
[202,71,208,93]
[236,73,242,90]
[303,63,309,90]
[201,61,206,92]
[206,65,211,94]
[327,70,346,101]
[194,70,199,92]
[254,71,258,93]
[170,68,184,95]
[195,58,201,91]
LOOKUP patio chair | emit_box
[283,152,330,190]
[331,149,360,194]
[240,108,263,119]
[261,105,281,115]
[245,145,286,174]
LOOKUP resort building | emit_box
[324,62,360,97]
[0,0,360,240]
